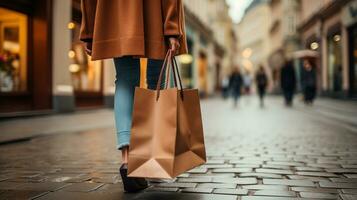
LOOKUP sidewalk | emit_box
[294,97,357,133]
[0,97,356,199]
[0,109,115,144]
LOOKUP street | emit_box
[0,96,357,200]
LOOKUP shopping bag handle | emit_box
[156,50,172,93]
[156,50,184,101]
[172,56,184,100]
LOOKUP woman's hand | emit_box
[85,42,93,55]
[169,37,180,53]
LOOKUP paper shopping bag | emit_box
[128,50,206,179]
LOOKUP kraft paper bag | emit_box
[128,50,206,179]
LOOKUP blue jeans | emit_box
[113,57,164,150]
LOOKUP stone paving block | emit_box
[44,173,85,183]
[235,164,261,168]
[177,173,190,178]
[346,160,357,165]
[197,183,237,189]
[230,160,264,165]
[262,164,291,170]
[64,174,92,183]
[156,182,197,188]
[187,168,208,174]
[330,178,357,183]
[296,171,339,177]
[339,194,357,200]
[325,168,357,173]
[213,188,248,195]
[212,177,257,185]
[0,190,49,200]
[290,187,338,193]
[294,167,324,172]
[239,173,283,179]
[299,192,337,199]
[341,189,357,194]
[202,164,233,169]
[212,168,252,173]
[263,179,314,187]
[242,184,288,190]
[7,176,47,183]
[134,192,238,200]
[36,190,130,200]
[17,182,69,192]
[91,175,120,184]
[178,177,212,183]
[0,181,25,190]
[206,160,225,164]
[344,174,357,178]
[307,163,340,169]
[287,175,329,181]
[189,173,235,177]
[241,196,303,200]
[296,152,322,156]
[319,181,357,189]
[341,165,357,169]
[181,187,213,194]
[271,157,292,162]
[0,177,10,182]
[60,182,104,192]
[256,168,294,175]
[96,183,124,192]
[266,161,304,166]
[254,190,296,197]
[146,187,179,192]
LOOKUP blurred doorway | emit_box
[349,23,357,97]
[71,0,104,108]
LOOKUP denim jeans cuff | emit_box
[117,143,129,150]
[117,131,130,150]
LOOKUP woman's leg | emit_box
[113,56,140,163]
[147,59,165,89]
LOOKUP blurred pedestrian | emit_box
[80,0,187,193]
[229,67,243,107]
[221,75,230,99]
[243,71,252,95]
[301,58,317,105]
[280,60,296,106]
[333,65,342,91]
[255,65,268,107]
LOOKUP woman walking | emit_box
[280,60,296,106]
[80,0,187,192]
[255,66,268,107]
[301,58,317,105]
[229,67,243,107]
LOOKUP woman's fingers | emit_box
[85,42,92,55]
[169,37,180,53]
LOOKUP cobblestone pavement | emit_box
[0,97,357,200]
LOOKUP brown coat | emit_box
[80,0,188,60]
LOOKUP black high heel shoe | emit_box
[120,164,148,192]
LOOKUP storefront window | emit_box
[0,8,28,92]
[70,22,102,92]
[327,33,342,92]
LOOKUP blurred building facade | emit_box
[183,0,236,94]
[268,0,300,89]
[236,0,272,82]
[298,0,357,98]
[0,0,236,116]
[237,0,357,99]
